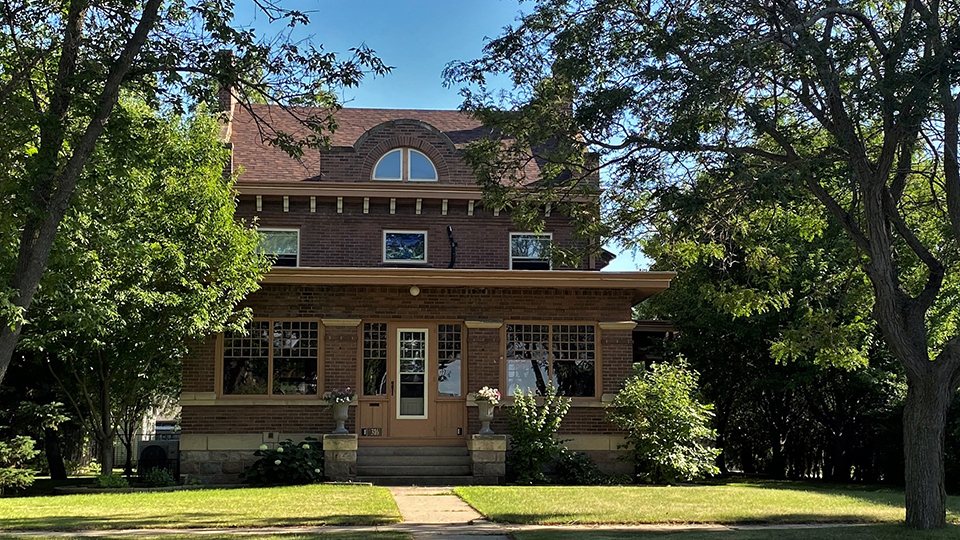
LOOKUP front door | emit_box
[392,328,433,438]
[357,322,467,444]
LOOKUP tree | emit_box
[19,102,269,472]
[446,0,960,528]
[0,0,389,383]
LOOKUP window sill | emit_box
[465,394,617,408]
[181,392,358,407]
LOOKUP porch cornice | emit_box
[261,267,675,304]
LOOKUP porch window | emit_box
[258,229,299,267]
[363,322,388,395]
[222,320,319,396]
[505,323,596,397]
[437,324,462,397]
[510,233,552,270]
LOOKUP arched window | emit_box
[373,148,438,181]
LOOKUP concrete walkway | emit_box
[387,486,509,539]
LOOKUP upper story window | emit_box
[373,148,438,181]
[510,233,552,270]
[384,230,427,264]
[259,229,299,267]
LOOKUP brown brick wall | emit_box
[184,338,216,393]
[180,405,347,434]
[237,196,588,270]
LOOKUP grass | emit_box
[511,524,960,540]
[455,481,960,525]
[0,485,401,531]
[0,535,410,540]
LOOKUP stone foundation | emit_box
[468,434,506,485]
[322,434,357,481]
[179,432,321,484]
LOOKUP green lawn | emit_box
[512,524,960,540]
[455,482,960,525]
[0,536,410,540]
[0,485,401,531]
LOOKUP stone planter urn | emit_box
[477,401,496,435]
[332,401,350,434]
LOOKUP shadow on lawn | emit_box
[512,523,960,540]
[485,511,898,525]
[0,512,399,531]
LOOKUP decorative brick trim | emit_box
[598,321,638,331]
[322,318,362,327]
[464,320,504,329]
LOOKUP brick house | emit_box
[178,99,674,484]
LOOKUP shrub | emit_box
[242,437,323,485]
[0,436,39,494]
[507,384,570,484]
[554,449,604,485]
[95,472,130,489]
[142,467,177,487]
[608,360,720,484]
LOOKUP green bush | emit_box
[507,384,570,484]
[0,436,39,494]
[95,472,130,488]
[242,437,323,485]
[142,467,177,487]
[608,360,720,484]
[554,449,604,485]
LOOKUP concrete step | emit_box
[357,475,475,486]
[357,446,468,457]
[356,464,472,477]
[356,455,470,467]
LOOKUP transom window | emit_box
[258,229,299,267]
[222,320,320,396]
[510,233,552,270]
[384,230,427,263]
[373,148,438,181]
[505,323,596,397]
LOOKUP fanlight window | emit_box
[373,148,438,181]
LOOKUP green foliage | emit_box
[554,449,604,485]
[507,385,571,484]
[0,435,38,493]
[242,438,323,486]
[608,361,719,484]
[94,473,129,489]
[141,468,177,488]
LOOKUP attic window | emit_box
[373,148,438,181]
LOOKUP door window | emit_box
[397,329,428,418]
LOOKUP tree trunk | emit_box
[97,432,115,474]
[123,438,134,477]
[903,374,954,529]
[43,428,67,480]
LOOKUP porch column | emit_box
[322,434,358,482]
[467,434,506,485]
[465,320,503,435]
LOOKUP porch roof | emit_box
[261,267,675,304]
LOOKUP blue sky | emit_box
[236,0,647,271]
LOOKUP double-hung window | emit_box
[259,229,299,267]
[505,323,596,397]
[510,233,552,270]
[222,320,320,396]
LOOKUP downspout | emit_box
[447,226,457,269]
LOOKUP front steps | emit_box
[356,445,473,486]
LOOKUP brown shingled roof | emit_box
[228,104,542,185]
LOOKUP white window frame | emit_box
[259,228,301,268]
[396,327,430,420]
[372,148,438,182]
[372,149,403,181]
[383,230,429,264]
[407,149,438,182]
[509,232,553,270]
